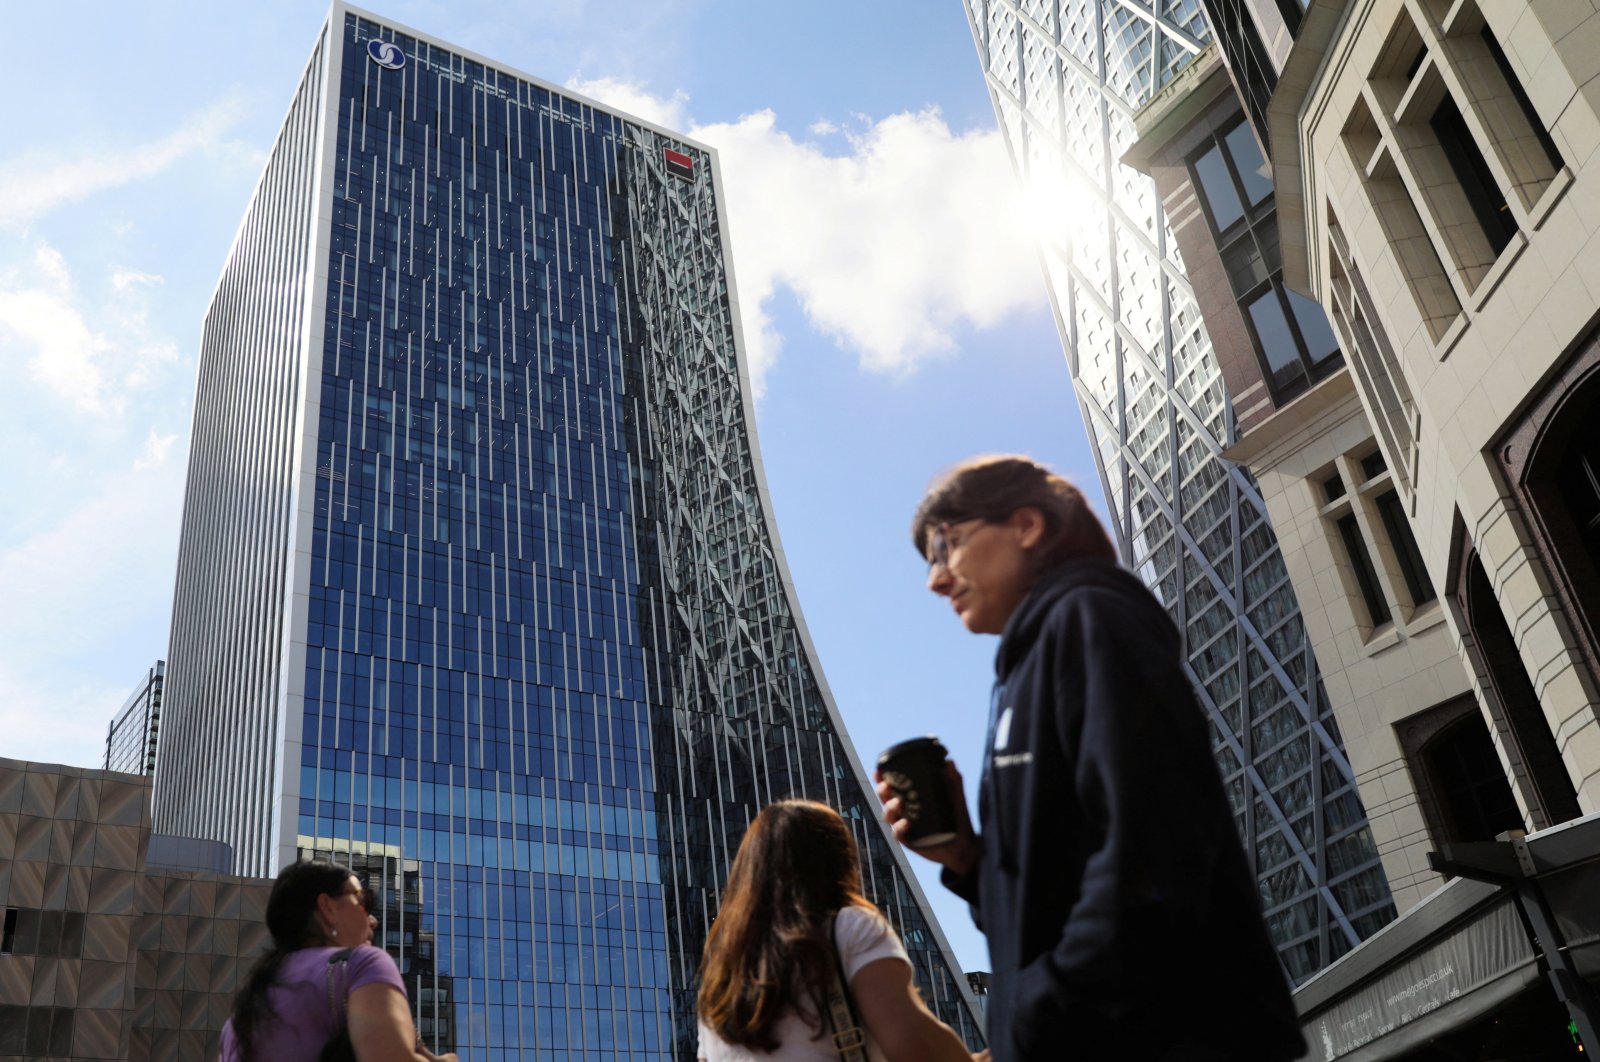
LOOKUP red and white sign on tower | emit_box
[664,147,694,181]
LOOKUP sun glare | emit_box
[1017,165,1096,252]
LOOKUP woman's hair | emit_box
[911,453,1116,570]
[697,800,874,1050]
[229,859,354,1061]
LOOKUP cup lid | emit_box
[876,735,946,765]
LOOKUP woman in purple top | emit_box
[220,860,457,1062]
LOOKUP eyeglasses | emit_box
[927,518,987,571]
[341,884,377,914]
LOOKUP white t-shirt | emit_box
[696,905,910,1062]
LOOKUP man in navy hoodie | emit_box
[879,455,1305,1061]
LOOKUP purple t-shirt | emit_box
[220,945,407,1061]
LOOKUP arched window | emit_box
[1495,334,1600,689]
[1450,546,1580,830]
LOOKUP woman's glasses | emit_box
[928,518,987,571]
[341,883,377,914]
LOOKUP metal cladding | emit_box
[156,6,982,1056]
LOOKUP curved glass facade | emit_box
[961,0,1396,981]
[157,6,982,1057]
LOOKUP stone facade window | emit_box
[1339,0,1567,345]
[1319,448,1438,635]
[1396,695,1521,848]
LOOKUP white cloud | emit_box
[566,77,689,131]
[0,245,114,413]
[0,245,183,415]
[0,99,242,228]
[0,448,184,769]
[808,119,839,136]
[0,661,129,769]
[134,429,180,470]
[108,276,181,393]
[112,269,164,291]
[565,80,1046,393]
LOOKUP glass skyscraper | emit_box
[960,0,1396,980]
[154,5,981,1056]
[104,661,164,777]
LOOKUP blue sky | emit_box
[0,0,1103,974]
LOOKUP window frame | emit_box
[1318,446,1445,638]
[1396,694,1523,850]
[1187,118,1344,405]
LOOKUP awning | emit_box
[1295,813,1600,1060]
[1300,896,1537,1061]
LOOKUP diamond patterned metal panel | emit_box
[962,0,1396,981]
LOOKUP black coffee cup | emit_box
[877,736,959,848]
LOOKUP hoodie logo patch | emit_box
[994,707,1013,751]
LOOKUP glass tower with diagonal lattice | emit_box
[961,0,1396,981]
[154,5,983,1056]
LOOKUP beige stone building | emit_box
[1273,0,1600,845]
[1124,43,1485,919]
[1220,370,1482,913]
[1130,0,1600,922]
[1122,0,1600,1051]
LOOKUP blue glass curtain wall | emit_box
[289,15,981,1059]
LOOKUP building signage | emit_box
[1306,897,1534,1059]
[664,147,695,181]
[367,38,406,70]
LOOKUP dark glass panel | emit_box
[8,908,38,956]
[1336,514,1392,627]
[1430,96,1516,256]
[1246,290,1308,395]
[1423,714,1523,843]
[1259,216,1282,273]
[1375,490,1435,606]
[1557,434,1600,571]
[1193,142,1245,232]
[1225,121,1273,206]
[1286,289,1341,366]
[1222,234,1269,293]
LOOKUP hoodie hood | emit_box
[994,557,1173,680]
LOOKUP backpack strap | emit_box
[824,912,869,1062]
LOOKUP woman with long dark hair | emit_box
[695,799,977,1062]
[220,859,456,1062]
[878,454,1306,1061]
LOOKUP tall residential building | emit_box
[960,0,1395,981]
[154,4,981,1056]
[105,662,164,777]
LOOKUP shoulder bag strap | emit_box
[824,911,870,1062]
[325,948,356,1025]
